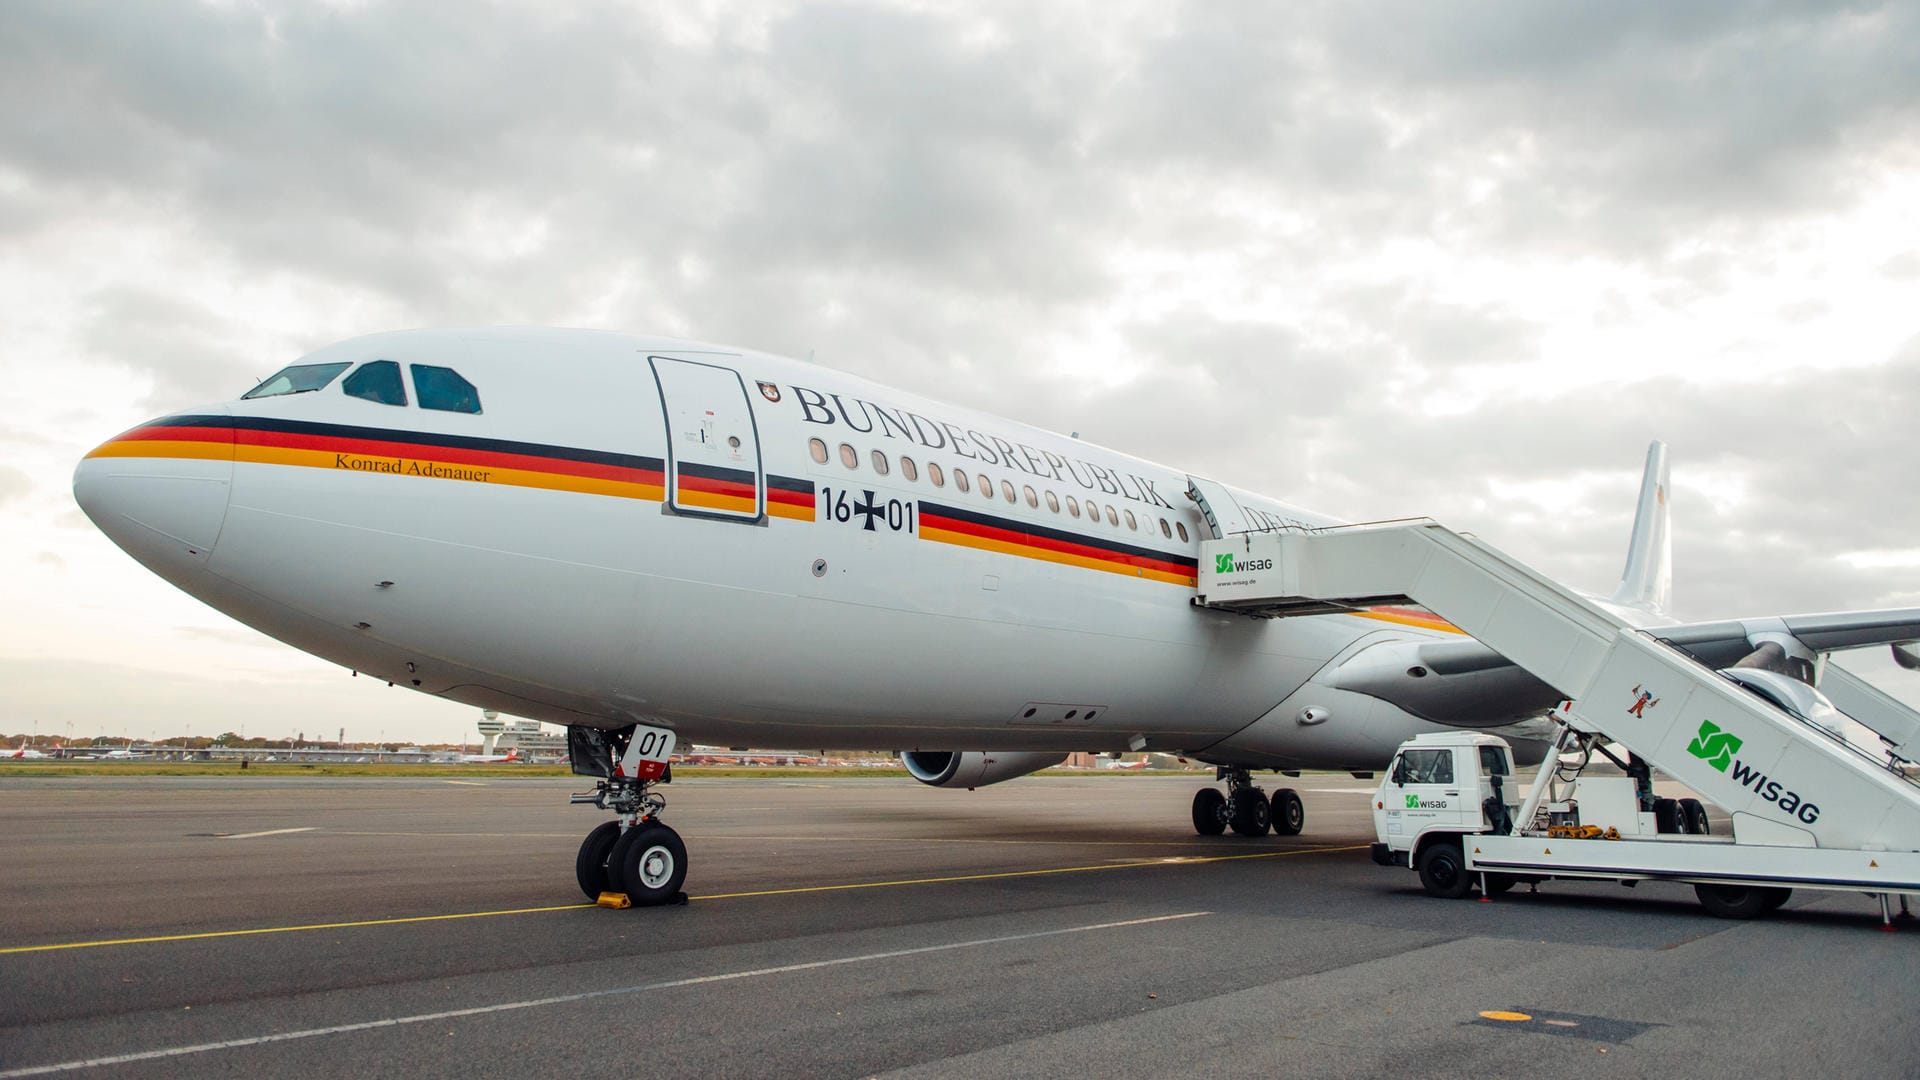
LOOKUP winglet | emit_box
[1610,441,1671,613]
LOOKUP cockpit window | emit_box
[241,362,351,399]
[410,364,482,414]
[342,360,407,406]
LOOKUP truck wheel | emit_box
[1191,788,1228,836]
[1679,798,1710,835]
[1760,887,1792,911]
[1483,873,1518,895]
[1270,788,1304,835]
[1695,883,1768,918]
[1653,798,1682,834]
[1416,839,1473,899]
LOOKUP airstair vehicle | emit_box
[1195,519,1920,923]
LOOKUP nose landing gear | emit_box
[568,723,688,906]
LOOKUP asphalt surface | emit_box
[2,773,1916,1078]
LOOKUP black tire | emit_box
[1483,873,1518,895]
[1695,883,1768,919]
[1270,788,1305,836]
[1679,798,1710,835]
[1653,798,1682,834]
[1192,788,1228,836]
[1228,788,1271,836]
[574,821,622,900]
[609,822,688,906]
[1760,887,1792,911]
[1416,838,1474,899]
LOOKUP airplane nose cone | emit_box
[74,409,235,574]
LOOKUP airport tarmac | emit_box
[1,774,1916,1078]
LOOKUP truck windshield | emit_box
[242,362,351,399]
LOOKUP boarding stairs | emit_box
[1196,520,1920,855]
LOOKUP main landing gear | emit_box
[568,724,688,907]
[1192,767,1303,838]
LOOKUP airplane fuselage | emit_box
[75,328,1481,769]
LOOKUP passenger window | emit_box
[1124,509,1137,530]
[900,456,918,482]
[954,469,970,493]
[977,473,992,500]
[242,361,351,399]
[871,449,890,476]
[929,462,945,488]
[410,365,481,413]
[1001,479,1016,503]
[1046,491,1059,513]
[809,438,829,465]
[1177,521,1189,543]
[1105,505,1119,526]
[839,443,858,469]
[1067,497,1081,519]
[1086,501,1100,523]
[1400,748,1454,785]
[343,360,407,406]
[1159,518,1172,539]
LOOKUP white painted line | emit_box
[0,911,1211,1077]
[441,780,486,787]
[216,828,317,840]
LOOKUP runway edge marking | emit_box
[0,845,1363,955]
[0,911,1212,1078]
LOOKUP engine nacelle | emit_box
[900,750,1067,789]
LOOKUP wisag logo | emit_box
[1404,793,1448,810]
[1213,554,1274,574]
[1686,719,1820,823]
[1686,720,1742,771]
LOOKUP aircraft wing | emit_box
[1324,608,1920,732]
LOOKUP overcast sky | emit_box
[3,1,1917,746]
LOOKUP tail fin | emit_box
[1611,441,1671,613]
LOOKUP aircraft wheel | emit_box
[1416,838,1473,899]
[1694,883,1768,919]
[574,821,622,900]
[1191,788,1228,836]
[610,822,688,905]
[1228,788,1271,836]
[1653,798,1683,834]
[1269,788,1304,836]
[1679,798,1710,835]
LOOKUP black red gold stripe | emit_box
[88,415,817,518]
[918,500,1198,586]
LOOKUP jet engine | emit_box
[900,750,1067,789]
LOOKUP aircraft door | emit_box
[649,356,765,521]
[1185,475,1248,539]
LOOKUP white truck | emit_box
[1370,721,1918,920]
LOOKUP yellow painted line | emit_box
[0,903,594,955]
[1480,1010,1533,1022]
[0,844,1366,956]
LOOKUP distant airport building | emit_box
[477,711,566,756]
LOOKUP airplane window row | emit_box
[242,360,482,414]
[808,437,1191,543]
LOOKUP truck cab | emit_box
[1370,732,1520,896]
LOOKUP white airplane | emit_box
[5,745,52,760]
[457,747,522,764]
[72,327,1920,905]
